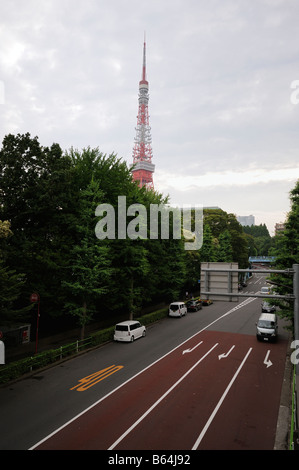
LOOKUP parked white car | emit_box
[169,301,187,317]
[114,320,146,342]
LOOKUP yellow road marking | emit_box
[70,365,123,392]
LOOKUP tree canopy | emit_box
[269,179,299,329]
[0,133,252,337]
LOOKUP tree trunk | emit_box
[129,277,134,320]
[80,301,87,340]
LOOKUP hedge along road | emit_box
[27,293,289,450]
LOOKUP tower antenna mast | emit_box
[131,35,155,189]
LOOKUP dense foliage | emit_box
[0,133,251,338]
[268,180,299,329]
[243,223,274,257]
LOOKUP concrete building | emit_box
[237,215,255,226]
[275,222,285,235]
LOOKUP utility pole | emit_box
[293,264,299,375]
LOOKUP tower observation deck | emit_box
[131,38,155,189]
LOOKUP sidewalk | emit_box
[4,320,107,363]
[3,301,169,364]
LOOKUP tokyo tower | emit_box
[131,37,155,189]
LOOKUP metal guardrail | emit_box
[0,336,94,384]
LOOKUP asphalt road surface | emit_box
[0,273,290,450]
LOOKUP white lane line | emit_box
[108,343,219,450]
[192,347,253,450]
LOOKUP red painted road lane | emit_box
[112,333,288,450]
[113,333,248,450]
[33,331,288,450]
[198,337,288,450]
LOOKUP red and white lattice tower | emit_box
[131,37,155,189]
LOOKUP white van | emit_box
[256,313,278,342]
[169,302,187,317]
[114,320,146,342]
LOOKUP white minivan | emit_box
[169,301,187,317]
[256,313,278,342]
[114,320,146,342]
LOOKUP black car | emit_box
[201,298,213,306]
[261,301,276,313]
[186,299,202,312]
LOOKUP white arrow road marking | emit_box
[263,350,273,368]
[182,341,203,355]
[218,345,235,360]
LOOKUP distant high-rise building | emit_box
[131,37,155,189]
[275,222,285,235]
[237,215,255,226]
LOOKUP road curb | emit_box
[274,335,293,450]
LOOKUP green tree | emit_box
[62,180,112,338]
[0,220,31,321]
[200,224,217,262]
[203,209,228,238]
[244,233,258,257]
[270,180,299,329]
[217,230,233,262]
[227,214,249,268]
[183,249,201,295]
[203,209,249,267]
[0,133,76,321]
[68,147,186,320]
[243,223,270,238]
[0,260,30,321]
[243,223,272,256]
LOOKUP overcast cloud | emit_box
[1,0,299,234]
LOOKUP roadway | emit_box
[0,272,290,450]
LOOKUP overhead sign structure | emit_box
[201,262,239,302]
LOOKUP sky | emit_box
[1,0,299,235]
